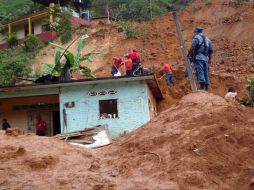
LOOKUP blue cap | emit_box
[194,26,203,33]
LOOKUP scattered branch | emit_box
[140,151,162,165]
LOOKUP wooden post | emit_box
[28,17,32,35]
[8,24,11,34]
[172,12,197,91]
[49,3,55,31]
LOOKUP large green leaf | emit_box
[54,51,62,66]
[65,51,75,67]
[84,51,108,56]
[43,63,54,75]
[50,42,65,50]
[79,56,94,62]
[77,38,85,54]
[79,65,93,77]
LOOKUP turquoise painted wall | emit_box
[59,81,150,137]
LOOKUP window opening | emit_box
[98,91,107,96]
[108,90,117,95]
[88,91,97,96]
[99,99,118,119]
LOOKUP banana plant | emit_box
[43,38,107,78]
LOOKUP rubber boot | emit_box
[200,82,206,90]
[205,84,209,91]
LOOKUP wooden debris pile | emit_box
[54,125,101,144]
[5,128,22,136]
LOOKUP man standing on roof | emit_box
[111,57,123,76]
[161,62,174,86]
[124,54,133,77]
[129,48,141,74]
[188,26,213,91]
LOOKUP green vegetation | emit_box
[5,33,18,48]
[91,0,191,21]
[43,38,107,78]
[238,79,254,107]
[53,6,73,44]
[0,0,44,24]
[247,79,254,106]
[115,21,145,38]
[0,36,47,86]
[0,46,32,85]
[24,34,41,52]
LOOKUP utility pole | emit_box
[172,12,197,91]
[149,0,152,20]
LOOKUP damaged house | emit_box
[0,75,162,137]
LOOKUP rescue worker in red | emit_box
[35,115,47,136]
[124,54,133,76]
[111,57,123,76]
[129,48,141,74]
[162,62,174,86]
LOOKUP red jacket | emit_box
[113,58,122,68]
[163,64,172,73]
[125,59,133,71]
[129,52,136,60]
[36,120,46,132]
[129,52,140,64]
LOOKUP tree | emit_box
[0,0,44,24]
[90,0,190,21]
[52,6,73,44]
[0,58,31,86]
[43,38,107,79]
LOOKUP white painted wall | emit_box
[12,24,25,39]
[34,19,43,35]
[0,34,5,44]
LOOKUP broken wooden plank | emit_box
[66,139,94,144]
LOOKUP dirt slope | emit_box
[2,92,254,190]
[33,1,254,111]
[0,133,113,190]
[95,91,254,190]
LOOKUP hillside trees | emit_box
[0,0,44,24]
[0,47,32,86]
[90,0,191,21]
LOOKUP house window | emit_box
[42,24,50,32]
[99,99,118,119]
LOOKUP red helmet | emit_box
[133,48,137,52]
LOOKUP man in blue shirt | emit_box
[2,118,11,130]
[188,26,213,91]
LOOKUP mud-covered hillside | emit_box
[33,1,254,111]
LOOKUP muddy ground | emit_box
[1,92,254,190]
[5,1,254,189]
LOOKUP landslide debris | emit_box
[97,91,254,190]
[0,132,114,190]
